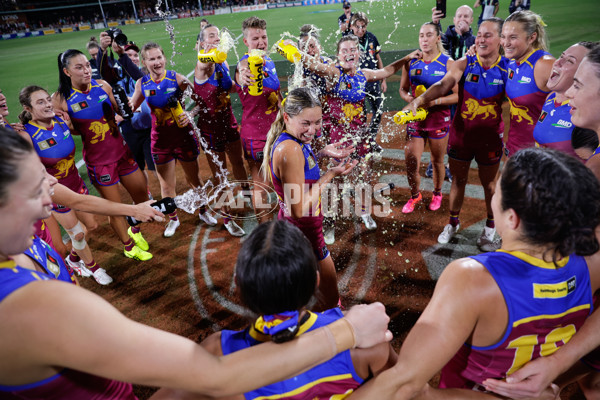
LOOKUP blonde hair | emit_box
[261,87,322,182]
[505,10,549,52]
[421,21,446,55]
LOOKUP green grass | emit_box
[1,0,598,160]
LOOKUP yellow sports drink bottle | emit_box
[167,95,187,128]
[393,108,428,125]
[197,49,227,64]
[415,84,426,97]
[276,40,301,63]
[247,55,264,96]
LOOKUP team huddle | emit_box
[2,2,600,399]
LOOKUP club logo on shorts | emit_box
[538,110,548,123]
[255,151,264,161]
[99,174,112,183]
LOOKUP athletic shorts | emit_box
[242,137,266,162]
[448,129,503,165]
[87,153,139,187]
[152,146,200,165]
[201,128,240,153]
[280,211,329,261]
[407,126,449,140]
[53,178,89,213]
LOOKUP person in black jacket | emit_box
[432,5,475,60]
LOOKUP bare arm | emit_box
[301,53,341,80]
[0,281,391,396]
[51,93,76,131]
[349,259,495,399]
[362,50,422,82]
[275,140,356,220]
[376,52,387,93]
[534,55,556,93]
[130,78,145,112]
[52,182,164,223]
[399,62,413,103]
[406,57,466,114]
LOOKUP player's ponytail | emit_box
[57,49,85,100]
[261,87,322,182]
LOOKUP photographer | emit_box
[97,30,156,187]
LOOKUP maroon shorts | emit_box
[87,153,139,187]
[201,128,240,153]
[241,137,266,162]
[152,147,200,165]
[447,129,503,165]
[53,178,89,213]
[406,126,449,140]
[280,210,329,261]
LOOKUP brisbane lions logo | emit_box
[508,98,535,125]
[89,121,109,144]
[461,98,498,121]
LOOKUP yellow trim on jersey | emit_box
[497,249,569,269]
[0,260,17,269]
[519,49,538,69]
[477,53,504,70]
[249,311,317,341]
[512,304,591,328]
[151,71,167,84]
[252,373,355,400]
[431,51,443,66]
[29,120,56,140]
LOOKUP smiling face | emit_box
[566,59,600,133]
[501,21,536,61]
[0,152,53,258]
[351,20,367,39]
[64,54,92,88]
[243,28,268,51]
[337,38,359,70]
[142,47,166,78]
[299,36,320,57]
[547,44,589,94]
[27,90,55,122]
[125,49,140,67]
[418,24,440,54]
[201,26,220,51]
[475,20,502,59]
[0,88,8,118]
[284,106,323,144]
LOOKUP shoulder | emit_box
[200,331,223,356]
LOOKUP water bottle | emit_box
[376,182,395,194]
[414,84,426,97]
[113,84,133,119]
[127,197,177,226]
[247,55,264,96]
[166,95,186,128]
[197,49,227,64]
[276,40,301,63]
[393,108,428,125]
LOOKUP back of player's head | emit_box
[501,147,600,259]
[299,24,320,40]
[235,220,318,317]
[505,10,549,52]
[0,126,34,205]
[57,49,86,100]
[583,44,600,81]
[571,127,599,154]
[86,36,100,52]
[242,16,267,36]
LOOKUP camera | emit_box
[106,27,128,47]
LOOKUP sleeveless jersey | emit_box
[505,49,551,155]
[270,132,321,218]
[23,116,83,190]
[141,70,199,154]
[408,53,452,131]
[533,92,576,157]
[193,63,238,135]
[439,250,593,388]
[221,309,363,400]
[0,238,137,400]
[235,55,281,141]
[328,66,368,141]
[452,54,508,137]
[66,80,127,166]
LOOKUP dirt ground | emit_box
[77,109,585,399]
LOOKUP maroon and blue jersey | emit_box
[270,131,321,218]
[408,53,452,131]
[140,70,198,155]
[439,250,593,388]
[66,80,127,166]
[505,49,551,156]
[533,92,576,158]
[23,116,83,190]
[235,54,281,141]
[24,236,76,284]
[453,54,507,137]
[221,309,363,399]
[193,63,238,135]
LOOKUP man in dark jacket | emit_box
[432,5,475,60]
